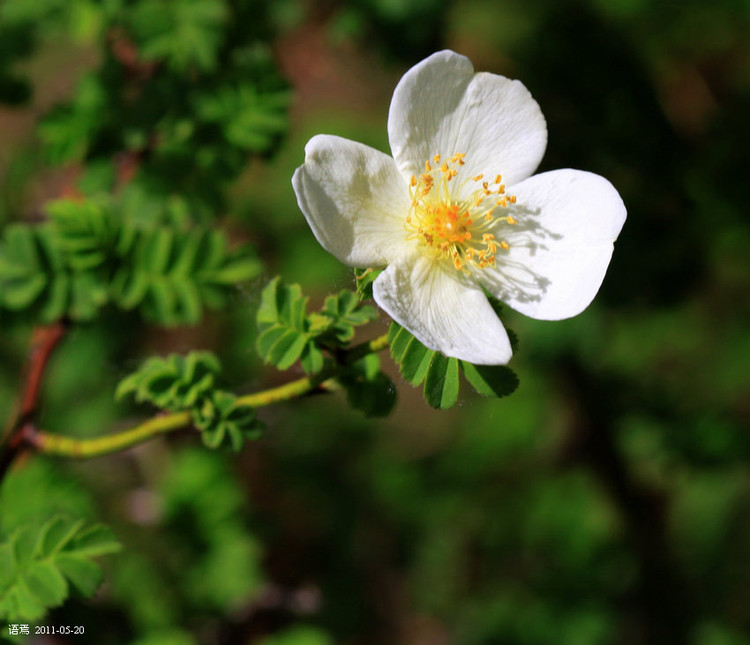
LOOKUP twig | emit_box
[21,333,391,460]
[0,321,68,479]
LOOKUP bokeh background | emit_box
[1,0,750,643]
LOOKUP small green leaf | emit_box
[55,555,103,597]
[299,343,324,374]
[115,351,220,411]
[208,255,261,284]
[2,272,47,309]
[423,353,460,410]
[38,516,82,556]
[388,322,435,386]
[67,524,121,558]
[256,278,321,370]
[318,290,377,344]
[111,268,149,309]
[387,322,413,364]
[40,275,70,321]
[460,362,519,398]
[23,561,67,606]
[354,267,381,301]
[130,0,228,72]
[257,277,308,332]
[399,337,433,386]
[145,228,174,274]
[266,329,308,370]
[342,355,396,418]
[194,392,262,452]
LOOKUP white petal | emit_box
[387,50,547,188]
[292,134,412,267]
[481,169,626,320]
[373,253,512,365]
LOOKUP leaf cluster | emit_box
[388,322,519,409]
[2,0,293,224]
[0,516,121,622]
[116,351,262,451]
[256,278,396,417]
[0,198,259,325]
[256,277,378,374]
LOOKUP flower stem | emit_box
[31,333,391,460]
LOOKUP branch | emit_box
[10,321,67,429]
[26,333,391,460]
[0,322,68,478]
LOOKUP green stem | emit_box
[32,333,391,459]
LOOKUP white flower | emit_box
[292,50,626,365]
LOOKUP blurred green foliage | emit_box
[0,0,749,643]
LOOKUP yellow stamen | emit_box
[405,153,520,273]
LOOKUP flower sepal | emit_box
[388,322,519,409]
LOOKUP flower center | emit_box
[405,153,517,271]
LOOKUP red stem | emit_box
[0,322,67,478]
[17,322,67,422]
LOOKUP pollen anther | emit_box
[405,153,518,272]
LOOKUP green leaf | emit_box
[1,200,258,325]
[116,352,263,450]
[423,353,460,410]
[319,290,377,344]
[399,336,434,386]
[194,392,262,452]
[299,343,325,375]
[256,278,315,371]
[341,355,397,418]
[256,277,307,333]
[0,516,120,622]
[129,0,228,72]
[259,327,308,371]
[2,272,46,309]
[0,225,47,309]
[115,351,220,411]
[112,224,259,326]
[47,198,114,271]
[38,74,105,165]
[387,322,413,364]
[55,556,102,597]
[196,83,290,153]
[388,322,434,386]
[354,267,382,301]
[460,362,519,398]
[23,561,67,607]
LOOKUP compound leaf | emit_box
[0,516,120,622]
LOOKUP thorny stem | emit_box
[25,333,391,461]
